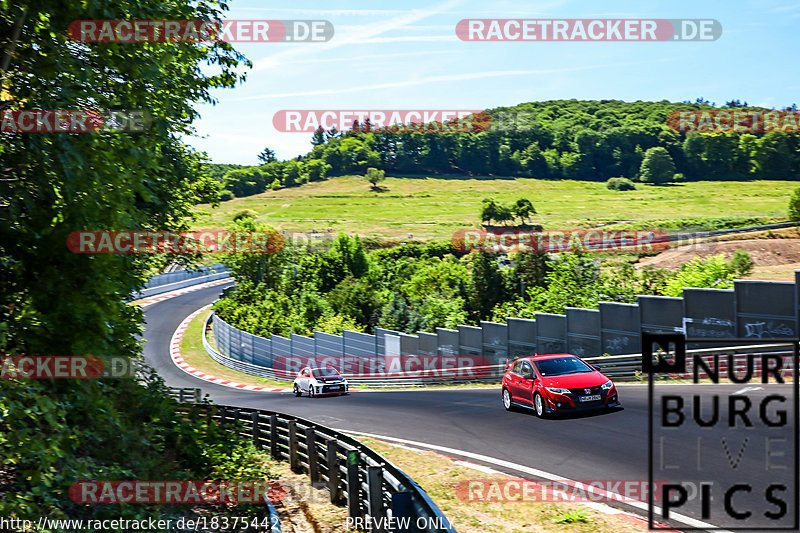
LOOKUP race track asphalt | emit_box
[141,282,798,532]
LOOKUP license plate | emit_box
[330,385,342,391]
[579,394,601,402]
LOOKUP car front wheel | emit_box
[308,386,315,398]
[534,392,546,418]
[502,388,513,411]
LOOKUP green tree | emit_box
[663,255,736,297]
[467,253,506,319]
[257,147,277,164]
[480,198,500,224]
[303,159,331,182]
[220,218,287,288]
[639,147,676,184]
[329,233,369,278]
[789,187,800,221]
[380,292,426,333]
[0,0,251,523]
[518,141,549,177]
[365,167,386,188]
[282,160,303,187]
[311,127,326,146]
[480,198,514,225]
[326,277,382,329]
[729,249,754,278]
[418,296,468,331]
[512,198,536,224]
[526,253,607,313]
[493,203,514,225]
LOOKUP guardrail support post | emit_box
[390,492,414,533]
[270,415,279,459]
[367,465,385,532]
[178,389,185,402]
[346,449,362,520]
[305,427,319,482]
[251,412,261,448]
[326,440,343,504]
[288,420,300,473]
[219,406,226,427]
[193,388,201,403]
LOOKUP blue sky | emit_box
[189,0,800,164]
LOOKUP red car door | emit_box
[506,360,523,401]
[516,360,536,405]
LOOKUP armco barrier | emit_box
[169,391,456,533]
[135,263,229,298]
[205,312,795,384]
[207,272,800,384]
[203,313,501,386]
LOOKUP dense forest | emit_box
[211,99,800,199]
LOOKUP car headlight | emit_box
[545,387,571,395]
[601,380,613,390]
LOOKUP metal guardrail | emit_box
[169,392,456,533]
[203,309,796,386]
[203,313,503,387]
[133,264,230,299]
[167,387,203,403]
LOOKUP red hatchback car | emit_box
[501,354,620,417]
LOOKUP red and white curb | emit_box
[132,278,232,308]
[169,304,293,393]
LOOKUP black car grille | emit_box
[322,384,345,392]
[569,385,603,396]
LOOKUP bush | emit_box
[219,189,234,201]
[639,147,676,184]
[606,177,637,191]
[233,209,257,222]
[365,167,386,188]
[730,249,754,277]
[788,187,800,221]
[664,255,735,297]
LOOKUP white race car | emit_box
[293,366,349,397]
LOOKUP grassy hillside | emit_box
[192,176,795,240]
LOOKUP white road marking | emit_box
[732,386,763,395]
[341,429,733,533]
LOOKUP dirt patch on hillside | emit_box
[636,238,800,273]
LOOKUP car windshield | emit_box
[313,367,341,377]
[533,357,594,377]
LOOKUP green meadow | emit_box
[192,176,796,240]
